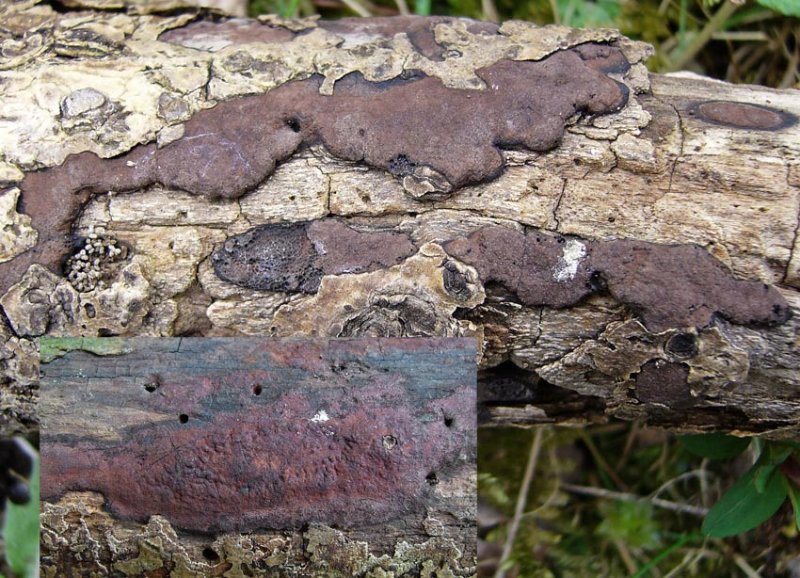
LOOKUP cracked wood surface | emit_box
[0,3,799,575]
[0,7,794,436]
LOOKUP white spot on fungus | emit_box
[554,239,586,282]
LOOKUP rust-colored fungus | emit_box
[40,338,476,533]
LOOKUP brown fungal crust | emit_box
[211,219,417,292]
[40,338,476,533]
[1,43,628,295]
[634,360,693,407]
[692,100,797,131]
[443,226,790,332]
[158,19,297,48]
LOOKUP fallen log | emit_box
[0,2,799,574]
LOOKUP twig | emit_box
[394,0,410,16]
[562,483,709,517]
[494,427,544,578]
[341,0,372,17]
[668,0,741,72]
[651,469,710,502]
[482,0,499,23]
[711,31,769,41]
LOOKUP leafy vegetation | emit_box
[479,425,800,577]
[0,440,39,578]
[248,0,799,88]
[681,434,800,538]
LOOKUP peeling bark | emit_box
[1,3,799,574]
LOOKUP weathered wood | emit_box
[1,6,795,435]
[39,337,476,576]
[1,7,798,416]
[0,3,799,573]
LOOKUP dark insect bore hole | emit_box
[144,374,161,393]
[286,118,301,132]
[666,333,698,358]
[588,271,608,293]
[202,547,220,562]
[426,471,439,485]
[444,416,454,428]
[179,414,189,424]
[253,384,263,396]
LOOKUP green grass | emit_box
[479,424,799,577]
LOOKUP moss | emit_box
[39,336,132,363]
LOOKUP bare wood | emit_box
[0,4,799,574]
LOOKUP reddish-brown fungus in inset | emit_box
[40,337,476,533]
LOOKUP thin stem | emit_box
[549,0,561,25]
[394,0,410,15]
[341,0,372,17]
[482,0,499,22]
[494,427,544,578]
[614,539,638,575]
[632,533,697,578]
[579,428,628,491]
[669,1,740,72]
[562,483,709,517]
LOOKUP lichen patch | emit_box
[0,188,37,263]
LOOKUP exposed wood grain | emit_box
[0,4,799,574]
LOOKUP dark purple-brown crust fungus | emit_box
[211,219,417,293]
[691,100,797,131]
[443,226,790,332]
[1,43,628,295]
[634,360,693,408]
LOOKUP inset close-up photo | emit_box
[39,337,477,575]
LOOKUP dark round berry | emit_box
[7,479,30,505]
